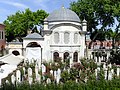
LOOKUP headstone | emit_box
[95,69,97,79]
[54,71,57,81]
[117,68,120,77]
[108,63,112,68]
[101,56,104,61]
[16,70,21,84]
[28,68,33,85]
[36,74,41,83]
[42,64,46,75]
[97,67,100,71]
[107,55,109,61]
[79,70,81,77]
[28,68,32,77]
[63,67,66,71]
[29,77,33,85]
[99,57,101,63]
[104,70,107,80]
[23,67,25,75]
[46,78,51,84]
[95,57,97,63]
[111,69,114,75]
[108,70,112,80]
[11,75,16,84]
[50,70,53,75]
[56,68,61,84]
[5,80,9,84]
[84,77,88,82]
[103,63,106,70]
[67,68,70,73]
[76,79,78,83]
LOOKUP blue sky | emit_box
[0,0,77,23]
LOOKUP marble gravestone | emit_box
[28,68,33,85]
[56,68,61,84]
[16,70,21,84]
[42,64,46,75]
[11,74,16,84]
[117,68,120,77]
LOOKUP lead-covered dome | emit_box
[47,7,80,22]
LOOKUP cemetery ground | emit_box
[0,55,120,90]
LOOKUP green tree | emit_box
[4,8,48,42]
[109,49,120,65]
[106,28,120,48]
[70,0,120,48]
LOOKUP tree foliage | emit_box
[109,49,120,65]
[70,0,120,41]
[4,9,48,42]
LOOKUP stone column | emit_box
[78,52,81,63]
[70,32,74,44]
[70,52,73,68]
[51,51,53,62]
[60,32,64,44]
[80,34,85,58]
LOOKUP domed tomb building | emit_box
[23,7,87,63]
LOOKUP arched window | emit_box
[73,52,78,62]
[53,52,59,62]
[64,32,69,44]
[54,32,59,44]
[63,52,69,62]
[74,33,78,44]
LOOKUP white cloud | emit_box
[33,0,48,4]
[31,0,50,12]
[0,1,29,9]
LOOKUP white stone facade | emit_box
[12,7,87,63]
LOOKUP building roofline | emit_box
[0,23,5,26]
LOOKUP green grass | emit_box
[1,79,120,90]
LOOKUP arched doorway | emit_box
[63,52,69,62]
[53,52,59,62]
[73,52,78,62]
[26,42,41,62]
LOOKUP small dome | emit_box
[47,7,80,22]
[24,33,43,39]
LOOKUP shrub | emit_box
[1,79,120,90]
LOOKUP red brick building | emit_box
[0,23,6,50]
[85,34,120,49]
[86,40,113,49]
